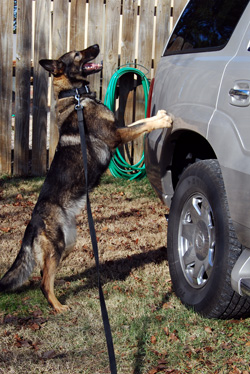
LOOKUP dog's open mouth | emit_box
[82,62,103,75]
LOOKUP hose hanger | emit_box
[104,66,150,180]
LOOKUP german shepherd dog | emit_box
[0,44,172,312]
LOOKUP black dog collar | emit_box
[58,85,90,99]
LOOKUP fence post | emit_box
[14,0,32,176]
[134,0,155,164]
[0,0,13,175]
[87,0,104,99]
[119,0,138,127]
[120,0,137,67]
[102,0,121,101]
[32,0,50,176]
[49,0,69,166]
[70,0,86,51]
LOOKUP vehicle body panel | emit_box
[145,2,250,246]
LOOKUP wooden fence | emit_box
[0,0,187,176]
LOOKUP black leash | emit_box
[74,89,117,374]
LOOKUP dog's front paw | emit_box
[155,110,173,128]
[155,109,167,118]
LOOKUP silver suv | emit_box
[145,0,250,319]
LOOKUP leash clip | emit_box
[75,88,82,109]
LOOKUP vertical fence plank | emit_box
[118,0,138,165]
[70,0,86,50]
[137,0,155,70]
[49,0,69,166]
[0,0,13,174]
[134,0,155,163]
[120,0,138,127]
[102,0,121,101]
[154,0,172,72]
[137,0,155,116]
[32,0,50,176]
[51,0,68,59]
[14,0,32,176]
[173,0,187,27]
[87,0,104,99]
[120,0,137,66]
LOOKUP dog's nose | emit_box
[93,44,99,51]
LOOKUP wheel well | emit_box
[171,131,216,189]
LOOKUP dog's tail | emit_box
[0,219,38,292]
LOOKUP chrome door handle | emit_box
[229,88,250,99]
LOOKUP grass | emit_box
[0,174,250,373]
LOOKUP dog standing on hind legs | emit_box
[0,44,172,313]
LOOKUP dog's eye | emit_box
[74,52,81,61]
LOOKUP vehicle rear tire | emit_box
[167,159,250,319]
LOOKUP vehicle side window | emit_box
[164,0,249,55]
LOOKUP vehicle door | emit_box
[208,11,250,246]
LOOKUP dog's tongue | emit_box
[84,63,102,72]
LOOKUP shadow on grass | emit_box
[0,348,111,374]
[0,246,168,313]
[61,246,168,296]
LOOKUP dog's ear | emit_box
[39,59,64,76]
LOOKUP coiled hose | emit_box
[104,67,150,180]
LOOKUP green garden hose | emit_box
[104,66,150,180]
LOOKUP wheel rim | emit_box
[178,193,215,288]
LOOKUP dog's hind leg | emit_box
[41,255,69,313]
[41,254,69,313]
[116,110,173,144]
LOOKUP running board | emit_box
[241,279,250,297]
[231,248,250,296]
